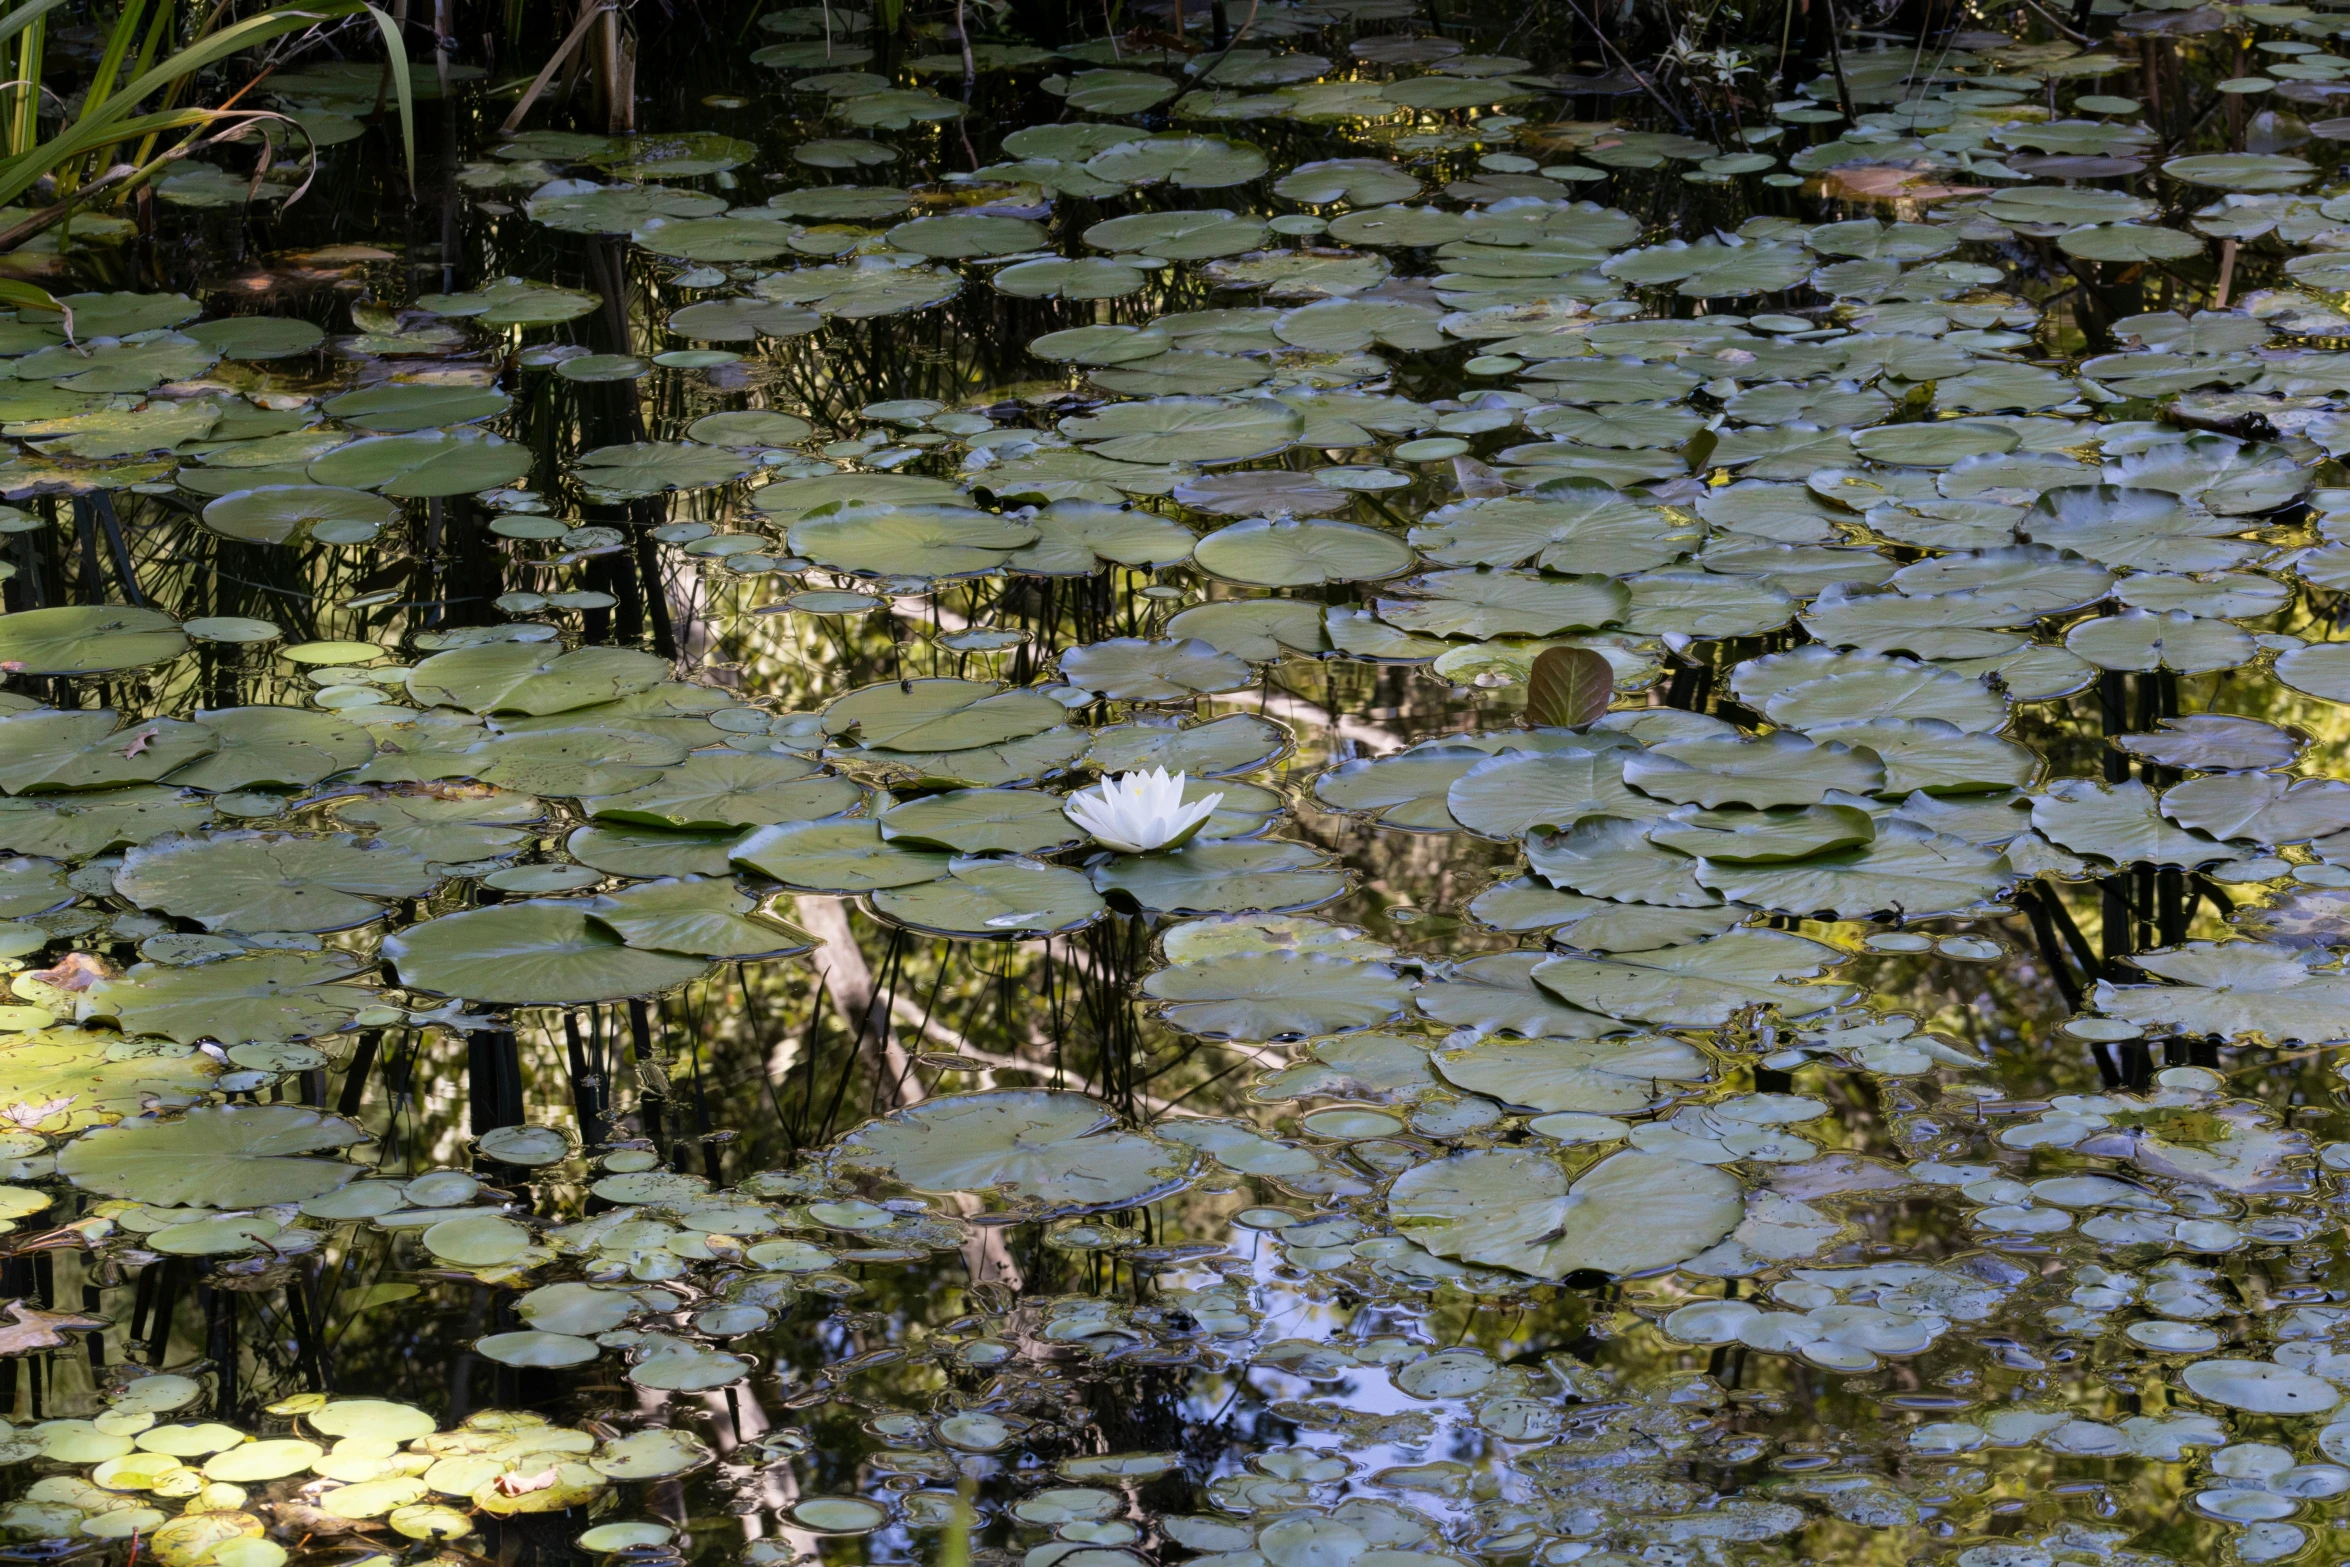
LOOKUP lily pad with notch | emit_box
[0,607,187,676]
[1058,637,1254,701]
[587,877,813,959]
[201,486,400,547]
[788,504,1038,580]
[822,678,1066,754]
[830,1088,1193,1218]
[308,431,531,498]
[1143,950,1412,1039]
[869,856,1106,938]
[731,818,952,893]
[1091,838,1347,914]
[567,822,747,879]
[1431,1034,1710,1114]
[1193,517,1417,588]
[877,789,1082,855]
[115,830,440,933]
[58,1103,369,1208]
[584,754,861,830]
[87,948,377,1044]
[1623,731,1885,809]
[405,644,670,718]
[1086,714,1288,776]
[385,900,712,1004]
[0,711,216,794]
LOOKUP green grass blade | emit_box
[360,1,413,184]
[0,0,72,54]
[0,1,362,206]
[81,0,152,118]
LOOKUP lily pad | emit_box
[58,1104,368,1207]
[830,1089,1192,1216]
[385,901,712,1003]
[1092,838,1346,914]
[870,856,1106,938]
[1388,1148,1741,1279]
[0,607,186,675]
[201,486,399,547]
[115,830,439,932]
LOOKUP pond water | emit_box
[7,3,2350,1567]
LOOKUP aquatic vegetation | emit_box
[13,0,2350,1565]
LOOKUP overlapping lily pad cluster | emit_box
[18,0,2350,1565]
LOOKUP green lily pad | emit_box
[1379,568,1628,640]
[525,179,728,234]
[1004,501,1196,575]
[1432,1034,1709,1114]
[0,710,215,794]
[1142,949,1412,1039]
[2163,152,2314,190]
[1059,396,1300,464]
[834,89,965,129]
[0,606,187,675]
[631,215,801,262]
[0,786,211,858]
[822,678,1065,752]
[321,384,511,433]
[1084,209,1268,259]
[885,213,1048,258]
[1086,713,1288,776]
[1530,928,1853,1026]
[572,441,759,499]
[585,753,861,829]
[1388,1147,1740,1279]
[1052,68,1178,113]
[407,643,671,716]
[869,856,1106,938]
[58,1104,369,1207]
[308,431,531,497]
[1696,817,2010,919]
[416,277,601,326]
[1091,838,1347,914]
[830,1088,1192,1217]
[667,297,824,341]
[201,486,400,547]
[687,410,814,449]
[877,788,1081,855]
[788,503,1037,579]
[588,877,810,959]
[2059,223,2206,263]
[731,818,951,892]
[1085,133,1268,187]
[1058,637,1253,701]
[1274,157,1420,205]
[1165,598,1329,662]
[567,822,746,878]
[1410,483,1701,575]
[14,334,219,393]
[1193,517,1417,587]
[115,830,440,933]
[1622,731,1884,809]
[385,900,712,1003]
[993,257,1149,301]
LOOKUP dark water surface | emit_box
[6,4,2350,1567]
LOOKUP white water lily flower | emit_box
[1064,768,1222,854]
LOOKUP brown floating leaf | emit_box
[1522,646,1613,730]
[28,952,117,993]
[1811,167,1993,203]
[0,1299,108,1356]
